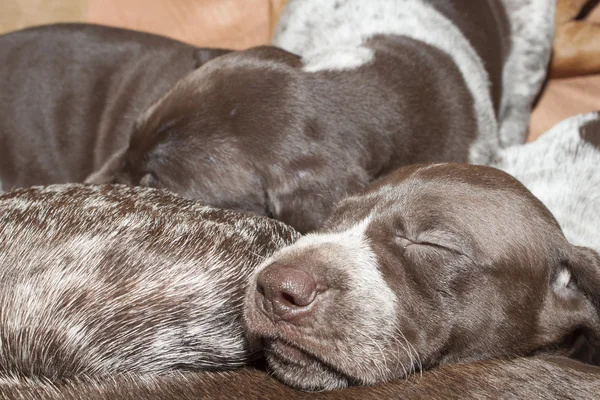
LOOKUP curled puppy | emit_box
[0,185,298,382]
[0,23,229,191]
[493,111,600,253]
[244,163,600,390]
[86,0,554,233]
[1,357,599,400]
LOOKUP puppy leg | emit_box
[551,20,600,78]
[498,0,555,147]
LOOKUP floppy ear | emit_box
[568,246,600,320]
[267,164,368,233]
[84,150,126,184]
[547,245,600,348]
[193,48,232,68]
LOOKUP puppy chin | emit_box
[265,343,349,391]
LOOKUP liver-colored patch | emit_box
[580,116,600,149]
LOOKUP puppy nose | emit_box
[256,263,318,321]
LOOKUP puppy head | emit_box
[243,163,600,390]
[86,46,361,232]
[86,47,299,215]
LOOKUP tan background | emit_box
[0,0,275,49]
[1,0,599,141]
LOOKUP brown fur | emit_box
[85,30,495,232]
[1,357,599,399]
[244,163,600,390]
[0,23,229,189]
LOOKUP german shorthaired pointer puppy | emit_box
[86,0,554,232]
[244,163,600,390]
[494,111,600,253]
[0,24,228,191]
[0,184,297,381]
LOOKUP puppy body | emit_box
[0,24,227,190]
[86,1,555,233]
[244,163,600,390]
[0,185,298,381]
[493,111,600,253]
[274,0,555,152]
[2,357,599,400]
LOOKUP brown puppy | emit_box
[0,24,228,191]
[551,0,600,78]
[2,357,599,400]
[0,184,297,382]
[86,0,555,233]
[244,163,600,390]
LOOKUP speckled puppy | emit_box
[0,185,298,382]
[493,111,600,253]
[86,1,555,233]
[274,0,555,151]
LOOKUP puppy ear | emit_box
[567,246,600,316]
[549,246,600,347]
[84,151,126,184]
[267,165,368,233]
[193,48,231,68]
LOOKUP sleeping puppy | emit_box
[86,0,555,233]
[0,23,228,191]
[2,357,599,399]
[0,184,297,381]
[243,163,600,391]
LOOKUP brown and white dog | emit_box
[85,0,555,232]
[244,163,600,391]
[0,24,228,191]
[0,184,297,381]
[494,111,600,255]
[2,357,599,400]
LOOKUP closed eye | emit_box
[396,234,469,259]
[417,240,466,257]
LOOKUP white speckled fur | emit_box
[499,0,555,147]
[274,0,555,162]
[493,112,600,252]
[255,216,397,336]
[0,184,298,381]
[247,216,400,388]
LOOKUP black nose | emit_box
[255,263,318,322]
